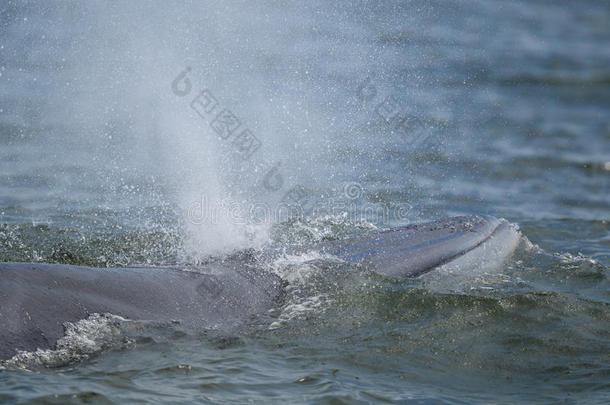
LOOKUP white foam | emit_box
[270,251,342,282]
[268,251,343,329]
[554,251,599,265]
[0,313,133,369]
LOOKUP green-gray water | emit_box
[1,0,609,403]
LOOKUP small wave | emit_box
[268,251,348,329]
[269,294,331,330]
[500,74,610,87]
[520,232,546,255]
[271,213,379,246]
[0,217,181,267]
[554,251,599,265]
[552,252,608,282]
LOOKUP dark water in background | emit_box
[1,0,609,403]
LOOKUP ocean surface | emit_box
[1,0,609,403]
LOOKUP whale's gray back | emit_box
[0,260,284,360]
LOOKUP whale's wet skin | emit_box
[0,215,520,362]
[2,0,610,403]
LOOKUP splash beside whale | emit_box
[0,215,520,361]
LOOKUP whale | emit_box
[0,215,520,361]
